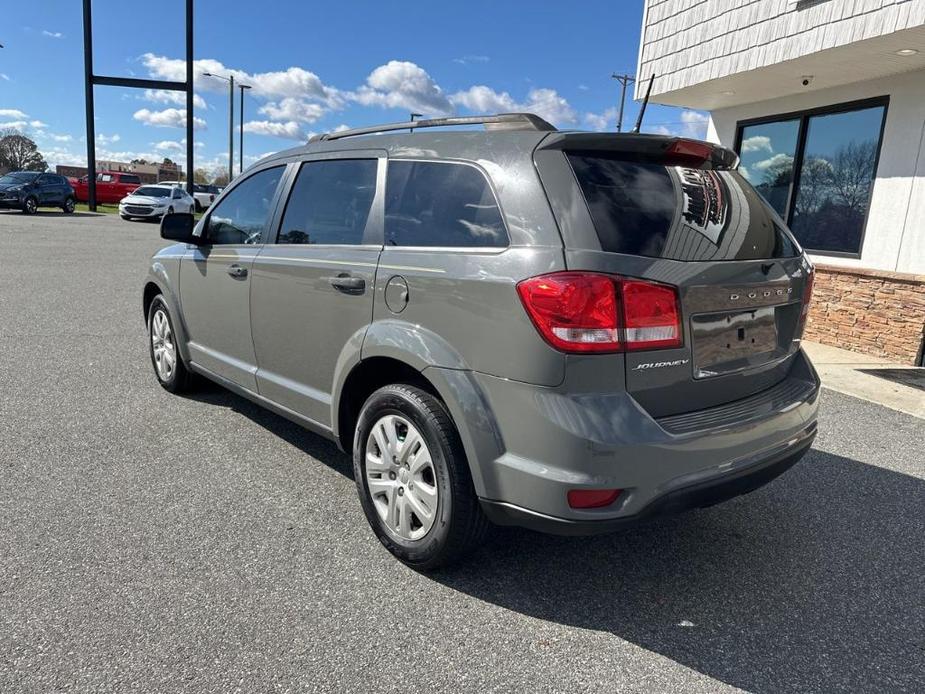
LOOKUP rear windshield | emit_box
[566,152,798,261]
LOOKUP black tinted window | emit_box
[121,174,141,185]
[277,159,377,245]
[206,166,284,245]
[567,152,796,261]
[385,161,507,247]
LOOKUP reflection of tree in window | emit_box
[206,166,283,245]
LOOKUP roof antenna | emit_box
[631,73,655,133]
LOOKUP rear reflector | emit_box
[517,272,682,354]
[568,488,622,509]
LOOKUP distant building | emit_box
[637,0,925,365]
[56,159,182,184]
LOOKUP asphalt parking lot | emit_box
[1,210,923,693]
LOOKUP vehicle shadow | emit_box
[185,382,924,692]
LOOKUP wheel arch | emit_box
[142,264,191,364]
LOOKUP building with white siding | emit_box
[637,0,925,364]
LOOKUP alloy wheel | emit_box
[365,414,439,540]
[151,308,177,382]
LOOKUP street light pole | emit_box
[409,112,422,133]
[203,71,234,181]
[611,73,635,132]
[239,84,251,176]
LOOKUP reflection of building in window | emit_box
[677,168,729,245]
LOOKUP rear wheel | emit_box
[147,295,194,393]
[22,196,37,215]
[62,196,76,214]
[194,200,202,213]
[353,384,488,570]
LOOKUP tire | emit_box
[62,196,76,214]
[147,295,194,393]
[167,206,174,216]
[121,215,131,221]
[22,196,37,215]
[194,200,202,213]
[353,384,489,570]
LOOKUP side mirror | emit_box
[160,213,201,244]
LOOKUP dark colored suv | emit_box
[143,113,820,569]
[0,171,76,214]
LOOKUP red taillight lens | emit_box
[516,272,622,353]
[517,272,682,354]
[797,267,815,336]
[568,488,622,509]
[622,279,683,350]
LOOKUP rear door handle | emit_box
[328,274,366,295]
[227,264,248,279]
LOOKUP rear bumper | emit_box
[480,424,814,535]
[456,348,820,531]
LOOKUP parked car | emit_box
[142,114,820,569]
[0,171,76,214]
[71,171,143,205]
[120,184,195,221]
[158,181,216,212]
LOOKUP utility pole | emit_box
[611,73,635,132]
[238,84,251,176]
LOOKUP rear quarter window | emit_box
[566,152,797,261]
[385,161,508,248]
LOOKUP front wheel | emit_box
[62,197,76,214]
[147,295,194,393]
[22,197,37,215]
[353,384,488,570]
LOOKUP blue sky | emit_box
[0,0,707,175]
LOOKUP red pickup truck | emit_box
[69,171,143,204]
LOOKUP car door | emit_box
[35,174,55,205]
[249,152,385,426]
[178,165,286,390]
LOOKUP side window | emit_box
[385,161,508,248]
[122,174,141,185]
[37,174,52,185]
[277,159,377,245]
[205,166,284,245]
[99,174,113,183]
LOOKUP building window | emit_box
[735,97,887,257]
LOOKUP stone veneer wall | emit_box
[805,264,925,365]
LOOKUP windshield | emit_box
[566,151,798,261]
[133,186,171,198]
[0,172,40,184]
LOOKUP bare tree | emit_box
[211,166,230,187]
[828,139,877,214]
[0,129,48,172]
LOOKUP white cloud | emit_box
[258,98,326,124]
[741,135,772,153]
[143,89,207,110]
[133,108,207,130]
[0,74,10,82]
[42,30,63,39]
[48,133,73,142]
[584,107,618,131]
[0,109,28,119]
[96,133,120,145]
[752,152,794,172]
[30,120,47,129]
[453,55,490,65]
[449,85,576,125]
[153,139,202,152]
[354,61,452,115]
[645,110,710,139]
[141,53,343,107]
[577,84,590,91]
[242,120,306,140]
[0,121,30,131]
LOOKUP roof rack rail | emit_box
[308,113,556,142]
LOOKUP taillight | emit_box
[516,272,622,353]
[517,272,682,354]
[622,279,682,350]
[664,138,714,166]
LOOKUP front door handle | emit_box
[328,274,366,295]
[227,264,248,279]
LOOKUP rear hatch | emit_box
[534,133,814,418]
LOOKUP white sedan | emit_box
[119,184,195,221]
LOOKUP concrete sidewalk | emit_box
[803,341,925,419]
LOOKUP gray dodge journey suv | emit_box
[144,113,820,569]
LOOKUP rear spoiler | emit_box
[537,132,739,170]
